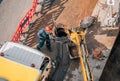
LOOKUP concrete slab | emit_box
[92,0,120,26]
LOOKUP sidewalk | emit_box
[0,0,32,43]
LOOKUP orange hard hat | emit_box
[45,25,51,31]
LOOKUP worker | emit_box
[36,26,52,51]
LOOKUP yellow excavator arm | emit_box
[67,28,93,81]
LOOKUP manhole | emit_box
[54,28,67,37]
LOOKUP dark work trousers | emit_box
[37,35,51,50]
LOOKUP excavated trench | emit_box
[55,28,120,81]
[55,27,78,58]
[49,27,70,81]
[100,32,120,81]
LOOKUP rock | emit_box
[80,16,96,28]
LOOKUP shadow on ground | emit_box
[23,0,67,48]
[86,20,118,54]
[41,0,68,14]
[100,31,120,81]
[19,0,68,60]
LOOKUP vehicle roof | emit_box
[0,42,47,69]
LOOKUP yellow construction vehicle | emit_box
[66,27,94,81]
[0,42,53,81]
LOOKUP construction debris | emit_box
[93,49,102,60]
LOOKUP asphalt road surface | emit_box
[0,0,32,43]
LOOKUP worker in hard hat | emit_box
[36,25,52,51]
